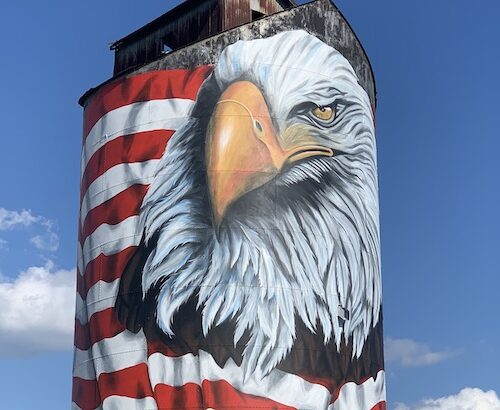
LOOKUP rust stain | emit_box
[112,0,294,75]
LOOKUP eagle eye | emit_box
[312,106,335,122]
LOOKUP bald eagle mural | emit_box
[113,30,385,408]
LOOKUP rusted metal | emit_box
[111,0,296,75]
[80,0,376,109]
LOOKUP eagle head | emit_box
[117,30,381,380]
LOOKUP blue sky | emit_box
[0,0,499,408]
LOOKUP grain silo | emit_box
[74,1,384,408]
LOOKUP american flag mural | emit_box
[73,31,385,410]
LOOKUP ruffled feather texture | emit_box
[138,30,381,380]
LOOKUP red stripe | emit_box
[72,364,153,409]
[154,383,202,409]
[74,308,126,350]
[155,380,296,410]
[147,333,181,358]
[74,313,91,351]
[72,377,100,410]
[372,401,387,410]
[80,130,172,200]
[80,184,148,245]
[201,379,296,409]
[77,247,137,299]
[83,66,213,138]
[99,363,154,401]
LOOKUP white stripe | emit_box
[83,231,139,271]
[148,350,332,409]
[329,370,386,410]
[76,279,120,325]
[102,396,157,410]
[73,330,148,380]
[72,403,102,410]
[82,216,140,267]
[82,98,194,174]
[80,160,159,224]
[72,402,99,410]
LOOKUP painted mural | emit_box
[74,30,385,409]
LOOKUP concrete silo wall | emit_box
[74,1,384,409]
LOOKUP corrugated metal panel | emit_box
[112,0,295,76]
[114,0,222,75]
[221,0,251,30]
[259,0,287,14]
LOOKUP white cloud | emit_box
[385,338,458,367]
[395,387,500,410]
[0,238,7,250]
[0,208,38,230]
[30,230,59,252]
[0,261,75,355]
[0,207,59,252]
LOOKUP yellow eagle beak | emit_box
[206,81,333,226]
